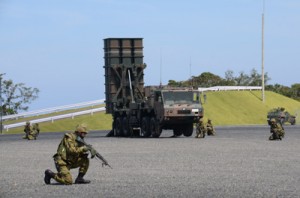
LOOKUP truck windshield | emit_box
[162,91,200,105]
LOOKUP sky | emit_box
[1,0,299,111]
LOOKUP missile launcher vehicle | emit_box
[104,38,203,137]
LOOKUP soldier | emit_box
[206,119,215,136]
[23,121,32,139]
[269,118,285,141]
[195,118,206,138]
[23,121,40,140]
[31,123,40,139]
[44,123,96,185]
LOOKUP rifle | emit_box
[76,136,113,169]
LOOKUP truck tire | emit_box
[183,123,194,137]
[150,117,162,138]
[173,128,183,136]
[290,118,296,125]
[115,117,123,136]
[122,117,131,137]
[141,117,151,137]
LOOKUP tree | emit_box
[223,70,236,86]
[194,72,223,87]
[290,83,300,101]
[235,71,250,86]
[0,73,39,115]
[266,83,293,98]
[248,69,261,86]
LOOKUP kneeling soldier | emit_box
[269,118,285,141]
[44,124,94,185]
[195,118,206,138]
[206,119,215,136]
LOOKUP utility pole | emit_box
[0,73,4,134]
[189,57,192,87]
[261,0,265,102]
[160,48,162,87]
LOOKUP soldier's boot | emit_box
[44,169,55,184]
[75,173,91,184]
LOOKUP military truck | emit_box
[267,107,296,125]
[104,38,203,137]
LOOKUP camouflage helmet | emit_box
[75,123,89,133]
[270,118,276,123]
[26,121,30,125]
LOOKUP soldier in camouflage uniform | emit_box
[206,119,215,136]
[23,121,31,139]
[44,124,96,185]
[23,121,39,140]
[32,123,40,139]
[195,118,206,138]
[269,118,285,141]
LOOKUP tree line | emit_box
[167,68,300,102]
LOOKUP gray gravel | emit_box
[1,125,300,198]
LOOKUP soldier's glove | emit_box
[89,148,97,159]
[85,145,97,158]
[81,146,89,153]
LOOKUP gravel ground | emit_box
[0,125,300,198]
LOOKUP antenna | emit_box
[189,57,192,87]
[189,57,191,78]
[160,48,162,87]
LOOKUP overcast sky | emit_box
[1,0,299,111]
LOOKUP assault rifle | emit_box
[76,136,113,169]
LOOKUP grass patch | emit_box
[202,90,300,125]
[3,111,112,135]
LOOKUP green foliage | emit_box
[192,72,223,87]
[0,74,39,115]
[266,84,294,99]
[168,68,270,88]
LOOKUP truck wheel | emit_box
[150,117,162,138]
[141,117,151,137]
[183,124,194,137]
[290,118,296,125]
[115,117,123,136]
[173,128,183,136]
[123,117,131,137]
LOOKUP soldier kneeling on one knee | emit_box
[206,119,215,136]
[269,118,285,141]
[195,118,206,138]
[23,121,39,140]
[44,124,93,185]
